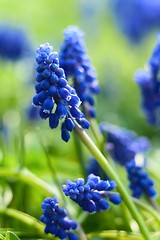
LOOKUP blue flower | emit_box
[32,43,90,142]
[100,122,150,166]
[0,23,32,60]
[62,174,121,213]
[40,197,79,240]
[59,26,99,118]
[109,0,160,44]
[126,160,157,198]
[135,36,160,125]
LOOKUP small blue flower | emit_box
[40,197,79,240]
[32,43,90,142]
[126,160,157,198]
[0,23,32,60]
[109,0,160,44]
[59,26,99,118]
[62,174,121,213]
[135,36,160,125]
[100,122,150,166]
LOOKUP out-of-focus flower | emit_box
[100,123,150,166]
[135,36,160,125]
[87,158,108,180]
[62,174,121,213]
[109,0,160,43]
[0,23,32,60]
[40,197,78,240]
[126,160,157,198]
[59,26,99,118]
[32,43,90,142]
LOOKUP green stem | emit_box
[145,195,160,213]
[73,132,86,178]
[0,168,56,196]
[133,198,160,225]
[75,126,151,240]
[0,207,53,239]
[37,135,65,202]
[87,230,143,240]
[89,118,104,150]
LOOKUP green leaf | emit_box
[5,231,20,240]
[0,233,5,240]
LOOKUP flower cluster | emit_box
[135,36,160,125]
[109,0,160,43]
[40,197,78,240]
[32,43,90,142]
[0,23,31,60]
[99,123,150,166]
[62,174,121,213]
[126,161,157,198]
[59,26,99,118]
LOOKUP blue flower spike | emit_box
[32,43,90,142]
[100,122,150,166]
[62,174,121,213]
[135,35,160,125]
[59,26,99,118]
[40,197,79,240]
[126,160,157,199]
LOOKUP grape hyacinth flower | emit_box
[126,160,157,199]
[40,197,78,240]
[59,26,99,118]
[100,122,150,166]
[62,174,121,213]
[0,23,32,60]
[135,36,160,125]
[109,0,160,44]
[32,43,90,142]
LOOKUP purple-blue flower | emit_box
[40,197,79,240]
[126,160,157,198]
[100,123,150,166]
[62,174,121,213]
[109,0,160,43]
[32,43,90,142]
[59,26,99,118]
[0,23,32,60]
[135,36,160,125]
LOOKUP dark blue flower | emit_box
[62,174,121,213]
[135,36,160,125]
[59,26,99,118]
[100,123,150,166]
[40,197,78,240]
[126,160,157,198]
[109,0,160,44]
[0,23,32,60]
[32,43,90,142]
